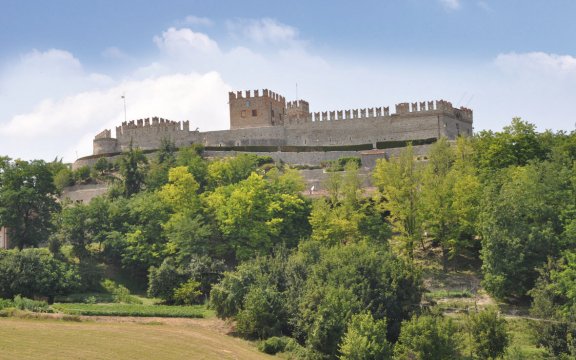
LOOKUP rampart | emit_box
[80,89,473,169]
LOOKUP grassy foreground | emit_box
[0,317,273,360]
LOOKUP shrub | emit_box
[101,279,142,304]
[393,314,460,359]
[13,295,50,313]
[258,336,292,355]
[339,312,392,360]
[0,248,80,301]
[147,258,187,303]
[236,285,287,339]
[172,279,202,305]
[468,308,510,359]
[0,298,13,310]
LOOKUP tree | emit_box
[0,248,80,301]
[420,137,481,270]
[118,141,148,197]
[0,159,59,249]
[373,144,423,258]
[295,242,422,355]
[480,157,573,299]
[473,118,547,173]
[529,252,576,357]
[339,312,392,360]
[393,314,460,360]
[467,308,510,359]
[204,172,309,262]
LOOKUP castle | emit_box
[79,89,473,168]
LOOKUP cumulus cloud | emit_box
[154,27,220,57]
[439,0,461,10]
[495,52,576,76]
[0,49,113,128]
[2,20,575,162]
[0,72,230,161]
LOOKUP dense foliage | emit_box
[0,119,574,358]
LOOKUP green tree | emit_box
[295,242,422,355]
[339,312,392,360]
[473,118,547,173]
[0,248,80,301]
[0,159,59,249]
[393,314,460,360]
[529,252,576,357]
[468,308,510,359]
[480,157,573,298]
[420,137,481,270]
[204,172,308,262]
[373,144,423,258]
[118,141,148,197]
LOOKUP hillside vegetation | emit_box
[0,118,575,359]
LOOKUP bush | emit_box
[0,249,80,301]
[393,314,460,359]
[323,157,362,171]
[13,295,50,313]
[101,279,142,304]
[0,298,13,310]
[172,279,202,305]
[236,285,287,339]
[258,336,292,355]
[468,308,510,359]
[147,258,187,303]
[339,312,392,360]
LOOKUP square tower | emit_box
[229,89,286,129]
[286,100,310,124]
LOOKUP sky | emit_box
[1,0,575,162]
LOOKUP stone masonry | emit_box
[77,89,473,169]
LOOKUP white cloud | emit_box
[495,52,576,76]
[227,18,299,45]
[439,0,461,10]
[0,49,113,126]
[2,22,575,163]
[0,72,230,162]
[154,27,220,57]
[182,15,213,27]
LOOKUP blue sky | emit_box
[1,0,575,161]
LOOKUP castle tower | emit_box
[229,89,286,129]
[286,100,310,124]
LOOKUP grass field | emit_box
[51,303,213,318]
[0,317,273,360]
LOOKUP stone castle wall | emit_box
[81,89,473,169]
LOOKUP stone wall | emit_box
[229,89,286,129]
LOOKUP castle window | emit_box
[241,110,246,118]
[246,100,250,107]
[271,109,274,117]
[252,109,257,117]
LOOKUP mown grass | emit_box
[51,303,214,318]
[0,317,272,360]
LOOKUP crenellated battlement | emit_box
[300,100,473,123]
[286,100,309,109]
[88,88,473,160]
[229,89,286,103]
[114,117,191,138]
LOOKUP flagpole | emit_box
[122,95,127,122]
